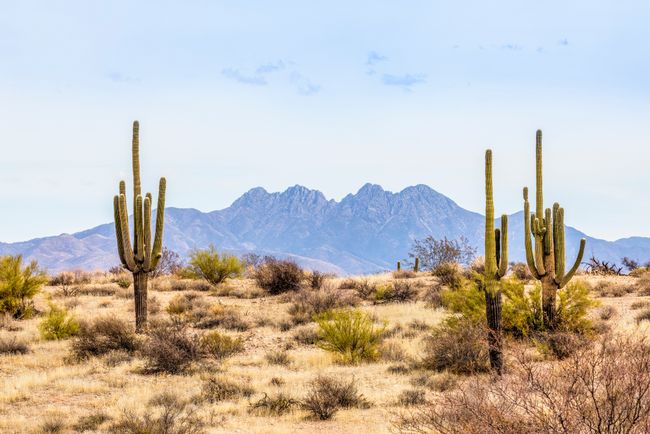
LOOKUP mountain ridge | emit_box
[1,184,648,274]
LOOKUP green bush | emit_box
[188,245,243,285]
[441,278,596,336]
[200,331,244,360]
[0,255,48,319]
[315,309,385,364]
[38,304,80,340]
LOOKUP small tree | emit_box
[407,236,476,271]
[0,255,48,319]
[188,245,243,285]
[151,247,183,278]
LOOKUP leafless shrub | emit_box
[421,319,490,375]
[293,324,319,345]
[432,262,463,289]
[375,281,418,303]
[309,271,328,289]
[71,317,138,360]
[598,305,617,320]
[302,376,370,420]
[265,350,292,366]
[407,235,476,271]
[269,377,285,387]
[200,376,254,403]
[636,308,650,324]
[248,393,301,416]
[593,280,634,297]
[387,364,411,375]
[395,334,650,434]
[111,393,204,434]
[381,340,408,362]
[393,270,416,279]
[510,262,534,281]
[199,331,244,360]
[631,301,650,310]
[140,319,201,374]
[585,255,623,276]
[72,412,111,432]
[0,336,30,354]
[397,389,427,406]
[254,258,304,294]
[288,284,359,324]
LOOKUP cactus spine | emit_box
[484,149,508,374]
[413,257,419,273]
[523,130,585,329]
[113,121,166,332]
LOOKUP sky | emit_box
[0,0,649,242]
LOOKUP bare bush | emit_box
[111,393,204,434]
[407,235,476,271]
[254,258,304,294]
[0,336,30,354]
[248,393,301,416]
[302,376,370,420]
[395,334,650,434]
[288,284,359,324]
[71,317,138,360]
[200,376,254,403]
[141,319,201,374]
[585,256,623,276]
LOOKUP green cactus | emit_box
[484,149,508,374]
[113,121,166,332]
[397,261,401,272]
[413,257,419,273]
[523,130,585,329]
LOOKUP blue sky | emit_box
[1,1,649,242]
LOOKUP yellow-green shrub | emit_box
[0,255,48,319]
[39,304,80,340]
[315,309,385,364]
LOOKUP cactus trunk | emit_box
[413,257,419,273]
[483,150,507,374]
[523,130,586,330]
[485,290,503,374]
[113,121,166,333]
[133,271,148,333]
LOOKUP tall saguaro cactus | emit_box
[484,149,508,374]
[523,130,585,329]
[113,121,166,332]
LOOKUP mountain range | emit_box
[1,184,649,275]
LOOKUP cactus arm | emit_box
[134,195,145,263]
[113,195,127,268]
[484,150,497,278]
[560,238,586,288]
[118,194,137,271]
[524,188,542,280]
[150,177,166,269]
[143,194,152,270]
[543,208,553,256]
[535,129,544,219]
[132,121,141,199]
[497,214,508,278]
[554,206,565,284]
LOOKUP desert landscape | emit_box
[2,2,649,433]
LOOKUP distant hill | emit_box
[1,184,648,274]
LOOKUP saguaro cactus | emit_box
[484,149,508,374]
[113,121,166,332]
[397,261,401,271]
[523,130,585,329]
[413,257,419,273]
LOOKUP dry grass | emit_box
[0,273,647,433]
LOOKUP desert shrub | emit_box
[387,364,411,375]
[76,284,117,296]
[397,389,427,406]
[302,376,370,420]
[396,334,650,434]
[631,300,650,310]
[0,255,48,318]
[265,350,291,366]
[193,303,250,331]
[598,305,617,320]
[432,262,463,289]
[423,373,459,392]
[636,308,650,324]
[393,270,416,279]
[407,235,476,271]
[422,285,444,308]
[585,256,623,276]
[38,304,80,340]
[72,412,111,432]
[111,393,204,434]
[187,245,243,286]
[635,272,650,295]
[151,247,184,278]
[200,376,254,403]
[380,341,408,362]
[293,324,319,345]
[556,280,600,333]
[141,319,201,374]
[315,308,385,364]
[71,317,137,360]
[338,278,359,290]
[269,377,285,387]
[166,292,208,316]
[0,336,30,354]
[374,281,418,304]
[536,331,590,360]
[199,331,244,360]
[114,274,131,289]
[421,318,489,375]
[38,417,66,433]
[50,271,80,297]
[509,262,533,281]
[592,280,632,297]
[288,284,359,324]
[248,393,301,416]
[254,258,304,294]
[309,270,327,289]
